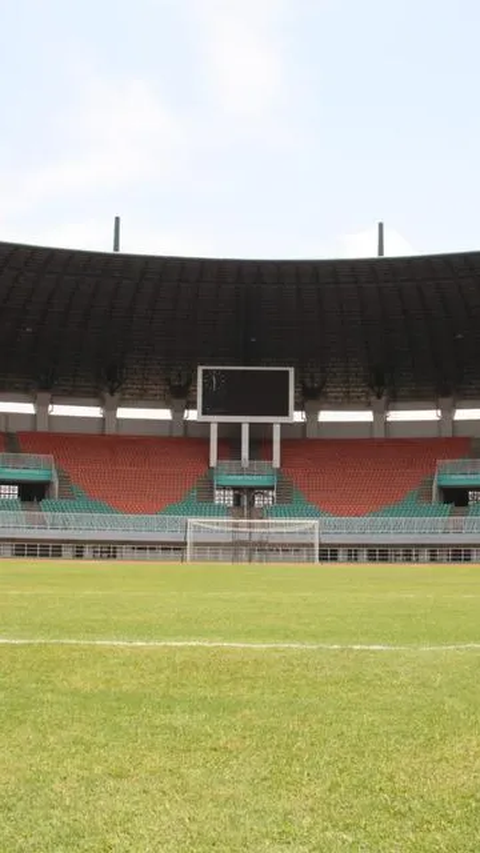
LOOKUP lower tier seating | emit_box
[160,493,229,517]
[268,438,471,516]
[18,434,216,514]
[0,433,473,519]
[0,498,23,513]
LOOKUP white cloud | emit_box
[63,76,183,184]
[0,4,303,255]
[0,76,184,219]
[195,0,285,118]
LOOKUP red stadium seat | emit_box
[17,433,219,514]
[267,438,471,515]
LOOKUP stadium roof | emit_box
[1,240,480,403]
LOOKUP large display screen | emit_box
[197,366,294,422]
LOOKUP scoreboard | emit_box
[197,366,294,423]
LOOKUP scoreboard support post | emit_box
[272,424,281,468]
[241,422,250,468]
[209,422,218,468]
[209,421,280,469]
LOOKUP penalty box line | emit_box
[1,638,480,652]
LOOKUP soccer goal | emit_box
[186,518,320,564]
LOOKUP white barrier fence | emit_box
[2,512,480,535]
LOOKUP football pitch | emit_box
[1,562,480,852]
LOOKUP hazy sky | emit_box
[1,0,479,259]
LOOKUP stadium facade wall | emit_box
[0,537,479,564]
[2,414,480,439]
[1,413,480,440]
[2,392,480,439]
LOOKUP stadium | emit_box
[2,235,480,851]
[1,236,480,561]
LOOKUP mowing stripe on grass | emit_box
[1,638,480,652]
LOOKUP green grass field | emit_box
[1,561,480,852]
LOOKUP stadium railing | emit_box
[215,461,275,475]
[0,452,55,470]
[0,512,186,534]
[436,459,480,474]
[0,513,479,536]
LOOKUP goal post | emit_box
[186,518,320,564]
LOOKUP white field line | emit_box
[3,591,480,599]
[1,638,480,652]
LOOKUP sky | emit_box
[1,0,480,260]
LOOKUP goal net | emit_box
[186,518,320,564]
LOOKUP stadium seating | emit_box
[0,498,23,512]
[268,438,471,516]
[160,492,229,517]
[41,494,113,514]
[267,489,322,518]
[371,491,451,517]
[2,433,472,519]
[17,434,214,514]
[0,494,25,532]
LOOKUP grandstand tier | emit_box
[17,434,217,514]
[268,438,471,516]
[0,434,472,518]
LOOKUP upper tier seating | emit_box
[271,438,471,516]
[18,434,213,514]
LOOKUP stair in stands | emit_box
[57,468,75,499]
[250,507,265,519]
[23,502,48,527]
[275,472,294,504]
[231,506,244,519]
[417,476,434,503]
[196,471,214,503]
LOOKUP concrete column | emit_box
[170,398,186,437]
[209,422,218,468]
[272,424,281,468]
[241,422,250,467]
[439,397,454,437]
[371,396,387,439]
[103,393,119,435]
[305,400,320,439]
[35,392,51,432]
